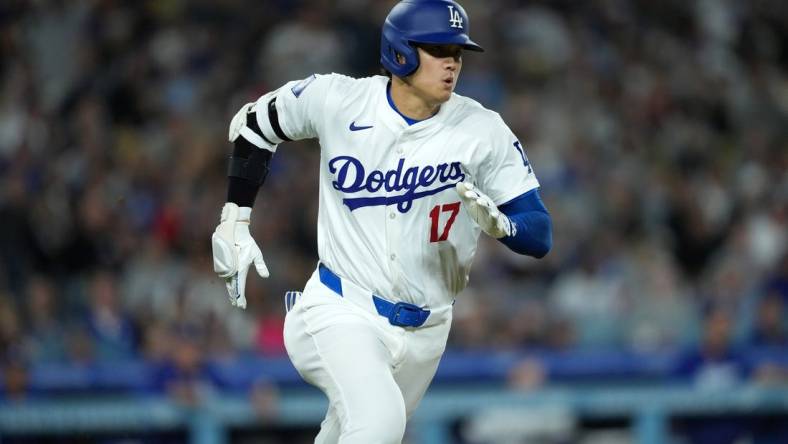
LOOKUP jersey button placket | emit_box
[385,136,405,277]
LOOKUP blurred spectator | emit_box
[250,378,280,418]
[547,241,628,348]
[749,293,788,347]
[673,308,751,444]
[83,270,138,361]
[625,242,700,351]
[121,237,187,323]
[0,296,22,362]
[674,308,749,390]
[140,320,172,364]
[153,330,219,407]
[22,275,67,363]
[0,357,30,402]
[507,357,547,391]
[64,324,95,365]
[260,1,348,87]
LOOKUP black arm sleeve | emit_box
[226,112,273,207]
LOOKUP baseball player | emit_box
[211,0,552,442]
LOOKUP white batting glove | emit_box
[455,182,514,239]
[211,202,270,309]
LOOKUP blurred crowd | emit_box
[0,0,786,396]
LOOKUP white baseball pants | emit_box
[283,269,452,444]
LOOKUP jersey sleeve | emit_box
[252,73,336,143]
[478,115,540,205]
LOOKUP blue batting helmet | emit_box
[381,0,484,78]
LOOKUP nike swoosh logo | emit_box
[349,121,374,131]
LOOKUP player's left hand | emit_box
[455,182,513,239]
[211,202,269,309]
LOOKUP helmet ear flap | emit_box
[380,30,420,77]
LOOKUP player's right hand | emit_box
[211,202,269,309]
[455,182,514,239]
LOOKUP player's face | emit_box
[411,44,463,104]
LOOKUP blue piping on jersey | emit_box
[498,188,552,258]
[387,82,432,126]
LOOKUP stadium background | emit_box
[0,0,786,443]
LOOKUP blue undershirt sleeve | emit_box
[497,189,553,258]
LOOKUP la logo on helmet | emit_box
[447,5,463,29]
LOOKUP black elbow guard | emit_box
[226,112,273,207]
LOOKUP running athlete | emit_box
[211,1,552,442]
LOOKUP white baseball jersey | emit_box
[253,73,539,309]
